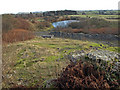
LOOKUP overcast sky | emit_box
[0,0,119,14]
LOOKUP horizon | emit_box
[0,0,119,14]
[1,9,118,15]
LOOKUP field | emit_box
[2,37,120,88]
[68,15,119,21]
[2,11,120,89]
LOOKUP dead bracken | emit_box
[54,60,119,89]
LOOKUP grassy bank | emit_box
[2,37,120,88]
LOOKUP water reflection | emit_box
[52,20,80,28]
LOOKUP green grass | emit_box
[69,15,118,18]
[2,37,120,88]
[68,15,118,21]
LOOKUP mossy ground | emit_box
[2,37,120,88]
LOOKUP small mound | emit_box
[2,29,34,43]
[54,61,119,89]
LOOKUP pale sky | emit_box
[0,0,119,14]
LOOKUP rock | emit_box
[68,50,120,73]
[43,79,56,88]
[18,78,23,81]
[68,50,87,63]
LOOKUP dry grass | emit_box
[2,29,34,43]
[61,28,118,34]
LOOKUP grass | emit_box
[68,15,119,21]
[2,37,120,88]
[68,15,118,18]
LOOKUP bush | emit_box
[2,29,34,43]
[2,14,17,33]
[2,14,35,33]
[36,22,51,30]
[54,61,119,88]
[68,21,86,29]
[68,18,117,29]
[15,18,35,31]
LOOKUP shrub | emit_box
[68,21,86,29]
[36,22,51,30]
[54,61,119,89]
[2,14,18,33]
[2,29,34,43]
[15,18,35,31]
[2,14,35,33]
[68,18,117,29]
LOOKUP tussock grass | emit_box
[2,37,119,88]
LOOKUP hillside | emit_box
[2,10,120,89]
[2,37,120,88]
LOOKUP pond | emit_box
[52,20,80,28]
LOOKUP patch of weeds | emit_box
[17,48,26,57]
[33,43,58,49]
[106,47,120,53]
[88,42,120,53]
[48,44,58,48]
[33,43,44,46]
[116,47,120,53]
[16,59,25,65]
[89,43,101,48]
[45,56,59,62]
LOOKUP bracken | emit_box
[54,60,119,89]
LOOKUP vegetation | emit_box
[2,29,34,43]
[2,37,120,88]
[2,14,35,33]
[68,18,118,29]
[2,10,120,89]
[54,60,119,88]
[66,18,119,34]
[35,21,54,31]
[77,10,119,15]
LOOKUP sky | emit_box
[0,0,119,14]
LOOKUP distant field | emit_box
[68,15,119,21]
[69,15,118,18]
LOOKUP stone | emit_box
[43,79,56,88]
[68,49,120,74]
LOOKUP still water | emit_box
[52,20,80,28]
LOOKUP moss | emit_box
[48,44,58,48]
[45,56,59,62]
[105,47,120,53]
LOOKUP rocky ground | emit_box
[68,49,120,71]
[44,49,120,88]
[68,50,120,63]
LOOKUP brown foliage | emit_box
[15,18,34,31]
[54,61,119,89]
[88,28,118,34]
[36,22,51,30]
[2,15,34,33]
[2,29,34,43]
[61,28,118,34]
[2,14,17,33]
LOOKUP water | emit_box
[52,20,80,28]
